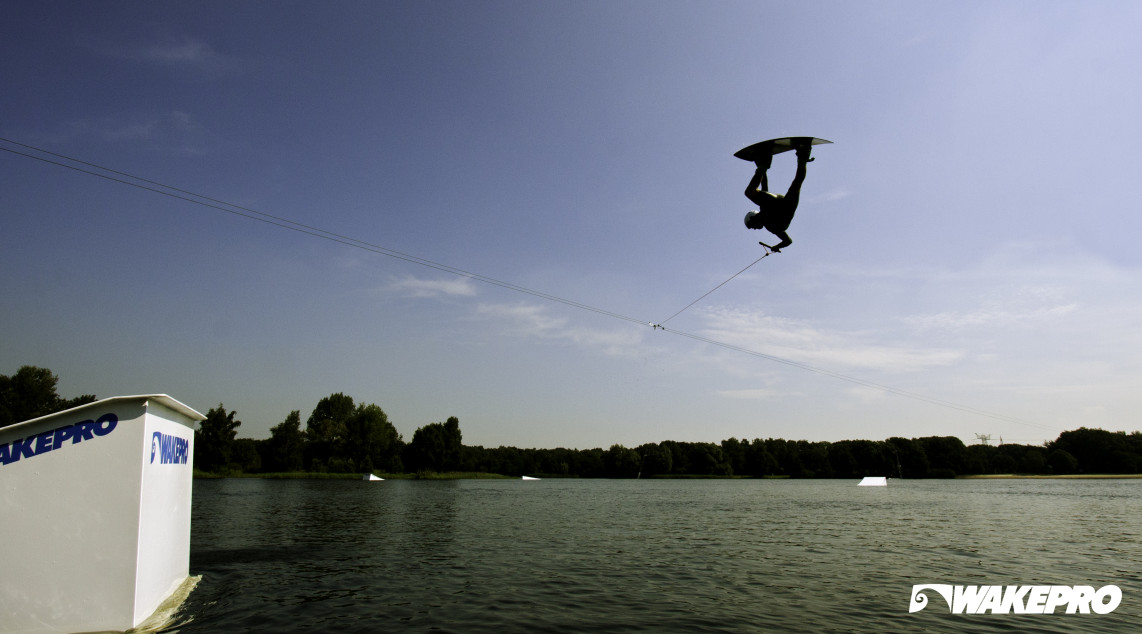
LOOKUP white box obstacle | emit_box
[0,395,204,633]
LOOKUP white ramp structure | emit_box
[363,473,384,481]
[858,476,888,486]
[521,475,540,480]
[0,395,204,633]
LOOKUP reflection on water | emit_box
[169,479,1142,632]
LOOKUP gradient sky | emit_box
[3,1,1140,449]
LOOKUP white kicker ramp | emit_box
[0,395,204,633]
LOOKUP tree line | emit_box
[196,396,1142,478]
[196,394,462,475]
[4,366,1141,477]
[0,366,95,428]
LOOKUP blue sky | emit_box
[3,1,1140,449]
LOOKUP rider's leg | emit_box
[784,146,810,209]
[745,168,764,199]
[745,167,775,207]
[755,151,772,191]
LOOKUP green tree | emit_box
[265,410,306,472]
[685,442,733,475]
[0,365,96,428]
[441,416,462,470]
[993,444,1027,474]
[1046,448,1078,474]
[917,436,967,477]
[638,442,673,476]
[404,416,460,473]
[229,438,263,473]
[828,441,859,478]
[659,441,688,473]
[797,440,832,478]
[745,439,779,476]
[194,404,241,472]
[963,444,992,475]
[460,444,487,472]
[406,423,445,472]
[1051,427,1139,474]
[990,451,1017,474]
[604,444,642,477]
[536,447,574,476]
[305,393,355,471]
[886,437,928,478]
[720,438,747,475]
[573,447,606,477]
[1017,447,1047,474]
[349,403,404,473]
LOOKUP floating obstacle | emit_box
[363,473,384,481]
[0,395,203,633]
[521,475,540,480]
[858,476,888,486]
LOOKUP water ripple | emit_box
[168,478,1142,633]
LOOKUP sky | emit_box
[3,1,1141,450]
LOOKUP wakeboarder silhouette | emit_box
[742,141,813,252]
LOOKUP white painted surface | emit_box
[857,476,888,486]
[0,395,203,633]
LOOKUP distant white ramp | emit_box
[521,476,540,480]
[363,474,384,481]
[858,476,887,486]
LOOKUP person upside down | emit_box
[743,142,812,252]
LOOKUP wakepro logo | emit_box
[0,413,118,467]
[150,431,189,465]
[910,584,1121,615]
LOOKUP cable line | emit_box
[0,139,649,327]
[658,326,1056,431]
[0,137,1053,432]
[657,250,772,327]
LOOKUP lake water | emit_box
[167,478,1142,632]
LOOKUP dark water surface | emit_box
[168,478,1141,632]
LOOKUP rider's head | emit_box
[744,210,762,229]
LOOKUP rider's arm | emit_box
[769,230,792,252]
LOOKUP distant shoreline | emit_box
[193,470,515,480]
[959,474,1142,479]
[193,471,1142,481]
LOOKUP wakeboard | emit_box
[734,136,832,162]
